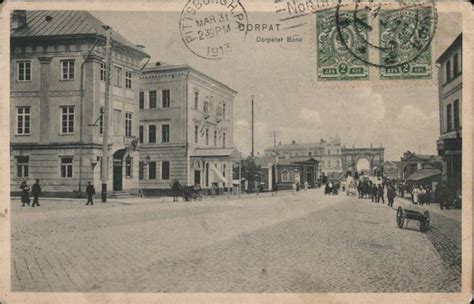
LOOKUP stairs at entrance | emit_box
[110,191,136,199]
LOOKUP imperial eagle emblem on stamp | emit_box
[316,9,369,81]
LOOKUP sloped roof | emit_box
[406,169,441,181]
[11,10,147,56]
[191,148,241,158]
[265,142,325,151]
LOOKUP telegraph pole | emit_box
[101,26,112,202]
[251,95,254,158]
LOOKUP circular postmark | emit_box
[179,0,249,60]
[334,0,437,68]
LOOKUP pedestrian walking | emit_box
[371,184,377,203]
[436,183,447,210]
[304,181,309,191]
[412,185,421,204]
[20,181,30,207]
[85,181,96,206]
[387,185,396,207]
[31,179,42,207]
[378,184,385,204]
[292,181,297,195]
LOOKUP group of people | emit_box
[19,179,96,206]
[355,179,397,208]
[324,181,339,195]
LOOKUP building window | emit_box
[125,156,132,178]
[205,128,209,145]
[125,71,132,89]
[149,91,157,108]
[139,125,144,143]
[139,92,145,109]
[16,106,31,135]
[308,151,312,156]
[161,124,170,143]
[162,90,170,108]
[17,61,31,81]
[149,125,156,143]
[61,60,75,80]
[453,53,459,77]
[149,161,156,179]
[194,91,199,109]
[60,156,73,178]
[223,103,226,119]
[195,125,199,144]
[223,132,226,148]
[16,156,29,178]
[100,62,106,81]
[61,106,74,134]
[214,130,217,147]
[139,161,144,180]
[125,112,132,137]
[446,103,452,132]
[99,107,104,135]
[113,66,122,87]
[162,161,170,180]
[446,60,451,83]
[453,99,460,130]
[282,170,289,182]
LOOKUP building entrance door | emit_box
[306,171,313,184]
[113,159,123,191]
[194,170,201,186]
[113,149,126,192]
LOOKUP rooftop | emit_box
[11,10,148,56]
[436,33,462,64]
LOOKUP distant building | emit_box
[264,137,343,176]
[254,156,318,190]
[383,160,403,180]
[263,137,384,179]
[436,33,462,195]
[400,151,442,180]
[10,10,149,196]
[138,63,239,195]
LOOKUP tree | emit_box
[241,156,261,191]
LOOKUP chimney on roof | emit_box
[291,140,296,144]
[370,143,373,148]
[278,141,282,146]
[11,10,27,30]
[155,62,162,66]
[45,15,53,22]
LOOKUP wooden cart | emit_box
[396,202,430,233]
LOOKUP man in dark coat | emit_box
[31,179,42,207]
[378,184,385,204]
[387,185,396,207]
[85,181,96,206]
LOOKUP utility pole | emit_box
[251,95,254,158]
[101,26,112,203]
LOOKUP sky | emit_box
[93,7,462,161]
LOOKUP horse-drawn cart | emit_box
[396,201,430,233]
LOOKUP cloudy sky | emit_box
[93,8,462,160]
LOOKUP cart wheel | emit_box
[396,207,405,228]
[420,211,430,232]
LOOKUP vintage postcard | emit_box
[0,1,472,304]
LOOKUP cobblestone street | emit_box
[11,189,461,292]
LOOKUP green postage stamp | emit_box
[316,5,436,81]
[379,7,435,80]
[316,9,370,81]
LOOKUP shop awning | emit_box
[191,148,241,160]
[406,169,441,181]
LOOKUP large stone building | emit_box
[263,137,343,176]
[10,10,149,196]
[436,33,462,196]
[263,137,384,178]
[137,63,239,195]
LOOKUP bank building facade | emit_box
[9,10,239,197]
